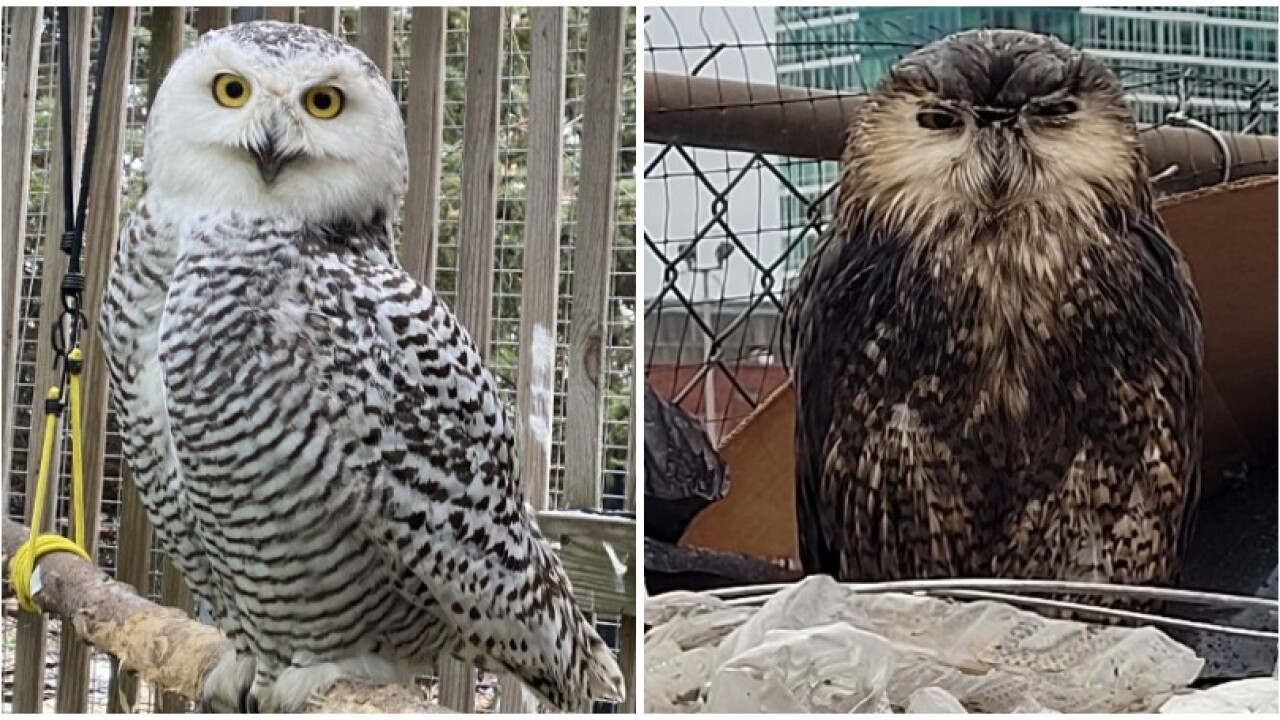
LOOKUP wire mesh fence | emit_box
[3,6,636,713]
[642,5,1278,439]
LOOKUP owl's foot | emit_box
[201,648,256,713]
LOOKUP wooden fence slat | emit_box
[264,6,300,23]
[1,7,42,509]
[500,9,568,712]
[619,612,637,713]
[401,6,446,287]
[513,5,566,549]
[439,10,504,709]
[563,7,626,512]
[108,8,188,711]
[620,397,637,712]
[356,6,394,78]
[452,7,503,363]
[13,9,91,713]
[195,6,231,35]
[55,8,135,712]
[302,6,340,34]
[107,465,151,713]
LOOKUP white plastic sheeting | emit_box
[645,575,1217,713]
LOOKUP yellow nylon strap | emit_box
[10,346,91,612]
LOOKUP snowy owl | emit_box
[101,20,624,713]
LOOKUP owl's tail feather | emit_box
[584,631,626,703]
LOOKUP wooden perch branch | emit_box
[2,517,448,713]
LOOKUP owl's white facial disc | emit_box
[145,21,406,225]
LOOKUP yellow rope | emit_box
[10,346,90,613]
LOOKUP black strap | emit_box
[51,7,115,386]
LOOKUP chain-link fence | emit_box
[642,5,1278,439]
[3,6,636,713]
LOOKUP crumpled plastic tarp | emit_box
[645,575,1211,713]
[1159,678,1279,713]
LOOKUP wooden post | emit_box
[55,8,136,712]
[144,6,186,110]
[302,6,341,34]
[619,394,638,713]
[195,6,232,35]
[263,6,300,23]
[1,7,42,508]
[357,6,394,78]
[107,465,152,714]
[513,5,566,548]
[437,10,504,708]
[500,8,567,713]
[563,7,625,511]
[12,9,90,713]
[400,6,446,287]
[109,7,186,712]
[452,7,503,362]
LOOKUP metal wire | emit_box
[710,577,1280,611]
[705,577,1278,641]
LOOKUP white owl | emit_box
[101,21,624,712]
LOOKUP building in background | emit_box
[775,6,1279,271]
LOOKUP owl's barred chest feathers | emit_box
[103,20,625,711]
[838,203,1137,438]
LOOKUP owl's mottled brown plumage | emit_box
[785,30,1203,589]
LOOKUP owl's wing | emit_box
[1126,214,1204,574]
[785,220,909,577]
[102,202,225,623]
[311,252,622,709]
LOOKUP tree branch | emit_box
[2,517,449,713]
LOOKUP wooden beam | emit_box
[356,6,394,78]
[563,7,625,510]
[56,8,136,711]
[13,8,91,713]
[1,6,42,509]
[400,6,446,287]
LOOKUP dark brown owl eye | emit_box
[1035,100,1079,117]
[916,108,963,130]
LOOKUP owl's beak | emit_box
[248,131,296,185]
[975,126,1014,203]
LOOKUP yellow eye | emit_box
[212,73,251,108]
[304,85,344,119]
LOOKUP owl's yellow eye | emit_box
[304,86,344,119]
[212,73,251,108]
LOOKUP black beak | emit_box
[249,131,294,185]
